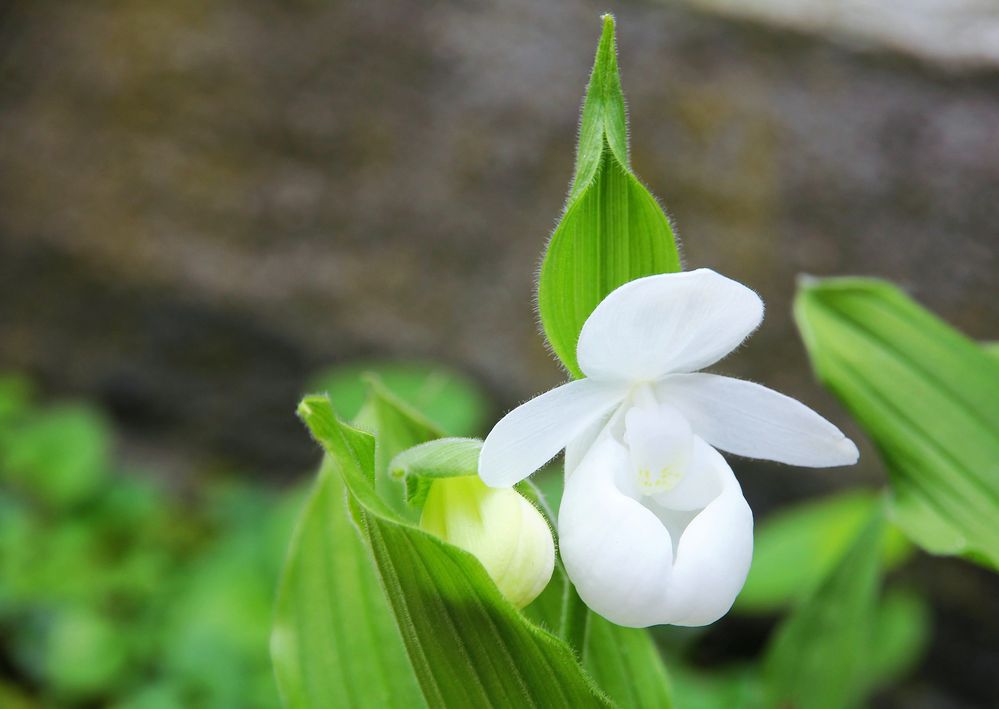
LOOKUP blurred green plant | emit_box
[795,278,999,567]
[736,490,911,613]
[0,373,298,708]
[0,359,495,708]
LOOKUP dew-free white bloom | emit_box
[479,269,858,627]
[420,475,555,608]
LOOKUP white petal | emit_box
[479,379,627,488]
[564,409,614,477]
[576,269,764,382]
[558,437,675,627]
[658,373,859,467]
[653,441,754,626]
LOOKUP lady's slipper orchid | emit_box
[479,269,858,627]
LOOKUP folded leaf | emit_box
[355,378,445,521]
[795,277,999,567]
[297,395,612,708]
[763,508,884,709]
[538,15,680,378]
[389,438,483,507]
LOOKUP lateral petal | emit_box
[479,379,627,487]
[576,269,764,382]
[658,373,859,467]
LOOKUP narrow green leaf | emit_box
[389,438,482,481]
[795,277,999,567]
[586,615,674,709]
[538,15,681,378]
[668,665,763,709]
[271,456,424,708]
[310,361,490,437]
[389,437,483,508]
[864,587,931,693]
[297,395,613,708]
[736,490,911,613]
[763,509,884,709]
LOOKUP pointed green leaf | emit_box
[795,277,999,567]
[736,490,911,613]
[389,437,483,508]
[538,15,681,378]
[763,509,884,709]
[297,395,612,708]
[271,456,424,708]
[570,14,629,200]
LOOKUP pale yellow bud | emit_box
[419,476,555,608]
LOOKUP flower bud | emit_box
[419,476,554,608]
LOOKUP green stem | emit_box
[560,580,590,660]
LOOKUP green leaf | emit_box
[271,455,424,708]
[570,14,629,201]
[389,438,482,481]
[297,395,612,708]
[763,508,884,709]
[585,615,674,709]
[537,15,681,378]
[794,277,999,567]
[42,605,129,698]
[668,665,763,709]
[389,437,483,507]
[2,405,111,508]
[736,490,911,613]
[348,378,446,521]
[310,361,490,437]
[864,587,931,693]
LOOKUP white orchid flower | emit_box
[479,269,858,628]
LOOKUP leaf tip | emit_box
[599,12,616,43]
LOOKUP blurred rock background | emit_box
[0,0,996,706]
